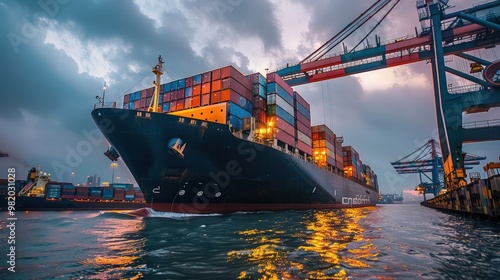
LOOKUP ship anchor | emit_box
[169,138,186,158]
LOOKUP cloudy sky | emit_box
[1,0,499,194]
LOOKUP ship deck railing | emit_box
[94,102,117,109]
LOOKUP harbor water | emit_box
[1,204,500,279]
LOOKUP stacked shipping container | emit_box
[121,64,379,188]
[312,125,344,173]
[35,183,146,202]
[123,66,253,130]
[343,146,364,182]
[247,73,267,130]
[363,164,378,187]
[266,73,296,149]
[294,91,312,156]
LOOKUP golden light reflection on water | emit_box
[82,215,145,279]
[228,208,379,279]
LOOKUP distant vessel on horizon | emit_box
[378,192,404,204]
[0,167,146,210]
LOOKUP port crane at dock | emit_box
[272,0,500,207]
[390,139,486,200]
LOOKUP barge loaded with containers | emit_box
[91,56,380,214]
[0,167,146,210]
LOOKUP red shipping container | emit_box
[294,91,310,111]
[336,160,344,171]
[221,65,235,78]
[186,76,193,87]
[140,89,147,99]
[169,100,177,112]
[296,112,311,129]
[193,85,201,96]
[202,83,211,94]
[268,115,295,136]
[296,121,311,136]
[201,94,210,106]
[276,130,295,148]
[267,72,293,95]
[146,87,154,97]
[211,91,221,104]
[221,78,252,100]
[212,80,222,91]
[124,94,130,103]
[252,96,266,110]
[297,140,312,155]
[163,92,171,103]
[221,65,252,91]
[177,89,185,100]
[138,98,146,108]
[176,100,184,111]
[252,108,266,123]
[185,97,192,108]
[192,95,201,107]
[202,72,212,83]
[212,68,221,80]
[312,131,335,144]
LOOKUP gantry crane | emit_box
[273,0,500,192]
[391,139,486,200]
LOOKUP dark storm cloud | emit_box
[189,0,281,50]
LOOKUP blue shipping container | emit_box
[227,115,243,130]
[296,102,311,120]
[177,79,186,89]
[171,80,178,90]
[267,83,293,105]
[193,74,202,85]
[163,103,170,112]
[228,102,252,120]
[185,87,193,97]
[129,101,135,109]
[163,82,171,93]
[90,188,102,196]
[134,91,141,101]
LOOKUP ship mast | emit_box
[148,55,164,113]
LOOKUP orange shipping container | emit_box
[176,101,184,111]
[212,79,222,91]
[211,91,221,104]
[185,97,192,108]
[201,94,210,106]
[193,85,201,96]
[202,83,211,94]
[221,89,231,102]
[212,68,221,80]
[192,95,201,107]
[169,100,177,112]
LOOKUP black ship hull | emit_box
[92,108,379,214]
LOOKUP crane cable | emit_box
[349,0,401,53]
[301,0,392,63]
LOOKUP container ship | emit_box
[91,56,379,214]
[378,193,404,204]
[0,167,146,211]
